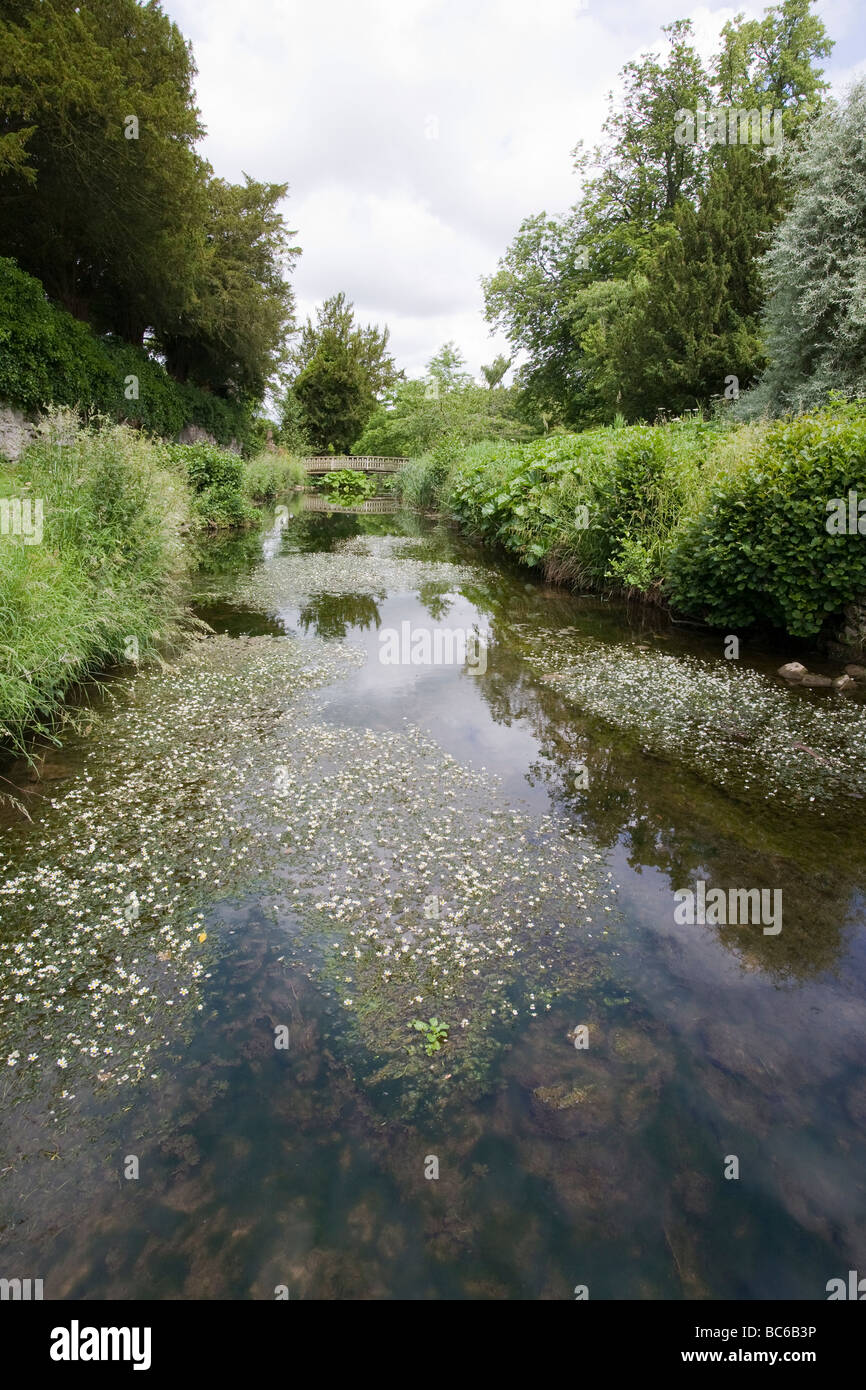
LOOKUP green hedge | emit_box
[408,407,866,640]
[157,443,258,528]
[666,408,866,636]
[0,257,252,448]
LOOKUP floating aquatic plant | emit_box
[519,633,866,807]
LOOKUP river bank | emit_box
[0,418,306,766]
[397,406,866,659]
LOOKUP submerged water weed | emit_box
[520,634,866,805]
[0,635,365,1105]
[252,719,618,1098]
[199,534,481,611]
[1,626,617,1115]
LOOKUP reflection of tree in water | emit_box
[282,511,365,553]
[416,582,455,622]
[298,592,382,640]
[279,505,433,555]
[191,525,267,576]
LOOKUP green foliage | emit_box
[294,335,370,455]
[159,175,300,398]
[288,293,401,452]
[481,355,511,390]
[712,0,832,136]
[277,388,310,454]
[579,19,712,246]
[0,413,192,756]
[319,469,377,504]
[440,422,712,592]
[603,148,778,420]
[354,344,537,458]
[743,79,866,415]
[409,1018,449,1056]
[0,2,298,400]
[666,408,866,636]
[484,2,833,427]
[0,0,206,343]
[0,257,252,446]
[242,450,306,503]
[404,405,866,639]
[482,212,592,428]
[160,443,258,528]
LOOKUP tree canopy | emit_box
[287,293,402,452]
[0,0,299,402]
[482,0,833,426]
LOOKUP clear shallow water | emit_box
[1,503,865,1300]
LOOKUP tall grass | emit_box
[242,449,307,503]
[0,413,193,760]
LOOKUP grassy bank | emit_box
[399,404,866,644]
[0,416,306,762]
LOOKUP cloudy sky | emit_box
[165,0,866,386]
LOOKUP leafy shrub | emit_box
[319,469,377,503]
[592,423,714,592]
[666,408,866,636]
[160,443,258,528]
[441,422,711,592]
[406,408,866,638]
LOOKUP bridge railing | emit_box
[300,455,408,473]
[302,495,403,513]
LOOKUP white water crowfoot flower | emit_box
[522,634,866,806]
[0,634,365,1099]
[263,719,618,1096]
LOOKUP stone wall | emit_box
[0,404,42,461]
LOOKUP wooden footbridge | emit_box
[300,455,408,475]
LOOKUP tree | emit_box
[0,0,300,402]
[294,332,371,453]
[484,1,833,426]
[713,0,833,138]
[743,79,866,414]
[425,342,473,394]
[290,292,401,402]
[577,20,711,253]
[278,387,310,454]
[354,344,536,455]
[603,146,780,419]
[159,174,299,398]
[0,0,208,341]
[482,213,591,426]
[287,292,401,449]
[481,355,511,390]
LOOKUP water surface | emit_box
[1,503,865,1300]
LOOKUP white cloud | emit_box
[165,0,865,382]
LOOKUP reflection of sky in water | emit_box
[1,506,865,1300]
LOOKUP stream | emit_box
[1,500,865,1300]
